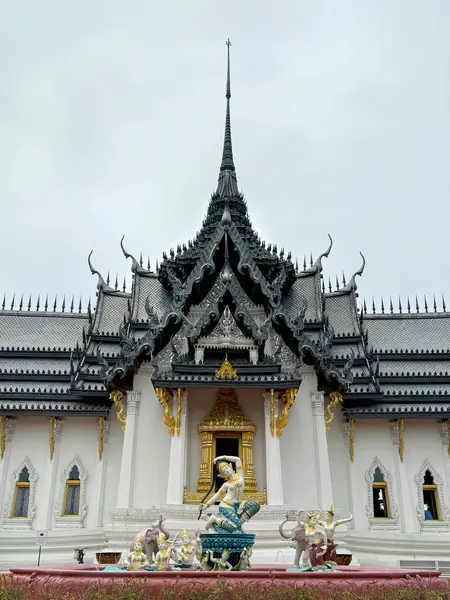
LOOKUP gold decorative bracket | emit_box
[49,416,56,460]
[215,355,237,380]
[276,388,297,437]
[98,417,104,460]
[269,388,275,436]
[156,388,175,436]
[398,418,404,463]
[349,418,355,463]
[0,416,6,459]
[176,388,182,436]
[325,391,343,434]
[110,390,126,431]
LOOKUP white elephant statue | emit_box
[278,514,309,568]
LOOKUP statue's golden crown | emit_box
[157,531,166,543]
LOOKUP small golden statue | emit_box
[124,537,149,571]
[176,529,196,567]
[154,531,179,571]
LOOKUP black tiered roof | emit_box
[1,42,450,418]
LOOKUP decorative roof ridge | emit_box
[101,288,131,299]
[134,271,159,280]
[364,312,450,321]
[1,293,90,314]
[0,310,88,319]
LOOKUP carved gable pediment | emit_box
[198,306,254,350]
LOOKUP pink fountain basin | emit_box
[8,563,445,593]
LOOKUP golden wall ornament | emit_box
[49,416,56,460]
[98,417,104,461]
[398,418,404,463]
[110,390,126,431]
[176,388,182,436]
[325,391,343,434]
[276,388,297,438]
[156,388,175,436]
[349,419,355,463]
[215,355,237,380]
[0,416,5,460]
[269,388,275,437]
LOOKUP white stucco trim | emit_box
[53,455,88,529]
[2,456,38,530]
[364,456,399,531]
[415,458,450,532]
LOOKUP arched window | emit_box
[63,465,80,516]
[423,469,439,521]
[12,467,30,518]
[372,466,390,519]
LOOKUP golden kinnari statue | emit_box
[184,388,266,505]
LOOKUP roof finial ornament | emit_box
[88,251,111,291]
[342,252,366,292]
[216,39,239,198]
[312,234,333,272]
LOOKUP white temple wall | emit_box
[130,367,171,508]
[280,369,318,506]
[327,407,351,520]
[401,419,449,533]
[56,417,98,529]
[1,416,49,529]
[0,416,106,531]
[344,419,397,532]
[101,416,123,525]
[186,388,266,494]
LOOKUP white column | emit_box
[166,389,188,504]
[95,418,111,527]
[263,392,284,505]
[45,418,63,529]
[310,391,333,508]
[0,418,15,517]
[117,390,141,508]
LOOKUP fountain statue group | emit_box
[120,454,352,572]
[279,506,353,571]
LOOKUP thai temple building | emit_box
[1,43,450,571]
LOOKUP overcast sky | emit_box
[2,1,450,314]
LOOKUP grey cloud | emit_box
[1,0,450,312]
